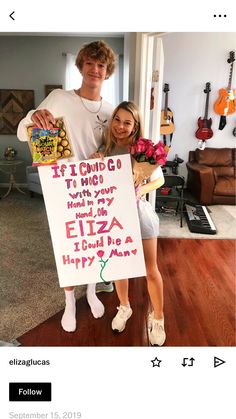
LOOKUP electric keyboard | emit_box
[185,203,217,234]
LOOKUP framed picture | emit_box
[0,89,35,135]
[45,85,62,97]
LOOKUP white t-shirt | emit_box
[17,89,114,160]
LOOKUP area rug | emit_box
[0,192,86,342]
[159,205,236,239]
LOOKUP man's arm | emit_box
[17,90,58,142]
[17,109,37,142]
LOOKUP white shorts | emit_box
[137,198,159,239]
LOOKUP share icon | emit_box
[214,357,226,368]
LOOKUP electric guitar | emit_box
[160,84,174,135]
[195,82,213,140]
[214,51,236,116]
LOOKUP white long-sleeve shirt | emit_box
[17,89,113,161]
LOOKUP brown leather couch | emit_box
[186,147,236,205]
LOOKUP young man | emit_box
[17,40,116,333]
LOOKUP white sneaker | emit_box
[148,312,166,346]
[111,305,133,332]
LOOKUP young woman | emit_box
[103,101,166,346]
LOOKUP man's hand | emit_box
[31,109,56,130]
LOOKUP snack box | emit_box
[54,117,73,159]
[27,117,73,163]
[31,127,59,166]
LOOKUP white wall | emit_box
[161,32,236,179]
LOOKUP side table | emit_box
[0,159,26,198]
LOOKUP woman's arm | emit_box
[136,174,165,199]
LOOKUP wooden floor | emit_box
[18,238,236,347]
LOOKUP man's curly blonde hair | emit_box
[76,40,116,79]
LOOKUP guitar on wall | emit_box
[214,51,236,129]
[195,82,213,147]
[160,83,174,135]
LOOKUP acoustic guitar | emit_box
[160,84,174,135]
[195,82,213,140]
[214,51,236,116]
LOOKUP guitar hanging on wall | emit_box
[214,51,236,130]
[160,83,174,153]
[195,82,213,149]
[160,83,174,135]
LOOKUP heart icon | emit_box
[131,249,137,255]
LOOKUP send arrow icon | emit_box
[214,357,226,368]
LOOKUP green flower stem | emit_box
[99,258,109,284]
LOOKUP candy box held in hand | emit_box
[54,117,73,159]
[27,117,73,163]
[31,127,59,166]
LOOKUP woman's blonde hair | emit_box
[104,101,143,155]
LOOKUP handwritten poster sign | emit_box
[38,155,146,287]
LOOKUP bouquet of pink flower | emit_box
[129,137,167,184]
[130,137,167,166]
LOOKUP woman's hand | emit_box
[135,185,144,201]
[135,176,165,200]
[89,151,105,160]
[31,109,56,130]
[133,168,148,186]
